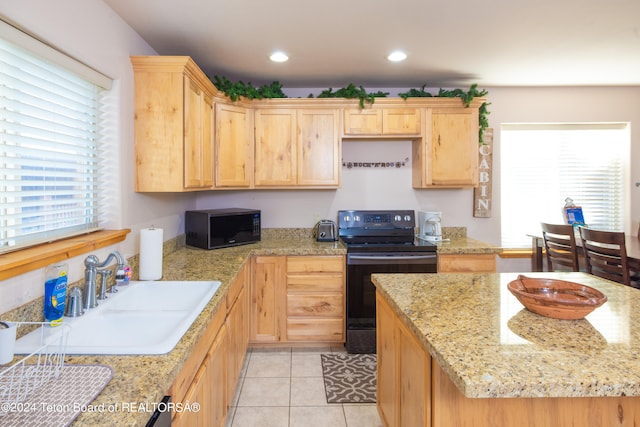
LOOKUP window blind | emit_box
[500,123,628,248]
[0,37,105,252]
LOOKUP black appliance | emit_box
[185,208,261,249]
[339,209,437,354]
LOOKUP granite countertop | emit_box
[372,271,640,399]
[435,236,502,255]
[66,236,345,426]
[4,232,495,426]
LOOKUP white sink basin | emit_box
[15,280,221,355]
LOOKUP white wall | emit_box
[0,0,198,313]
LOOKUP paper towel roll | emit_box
[139,227,163,280]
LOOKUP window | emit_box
[500,123,629,248]
[0,21,112,253]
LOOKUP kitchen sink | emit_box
[14,280,221,355]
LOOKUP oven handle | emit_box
[348,254,437,264]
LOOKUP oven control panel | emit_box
[338,210,415,229]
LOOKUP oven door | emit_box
[345,252,437,353]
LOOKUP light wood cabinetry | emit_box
[286,255,345,342]
[171,302,227,426]
[438,253,496,273]
[254,109,297,186]
[250,255,345,344]
[226,262,250,404]
[377,292,430,427]
[344,108,421,136]
[215,103,253,188]
[131,56,216,192]
[254,109,341,188]
[413,105,480,188]
[250,256,286,343]
[171,262,250,427]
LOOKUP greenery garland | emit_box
[212,76,490,142]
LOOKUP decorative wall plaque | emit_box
[474,128,493,218]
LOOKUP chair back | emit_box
[540,222,579,272]
[578,227,630,286]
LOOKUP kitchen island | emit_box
[372,272,640,427]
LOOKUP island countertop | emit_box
[372,271,640,399]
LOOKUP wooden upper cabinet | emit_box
[254,109,297,187]
[131,56,215,192]
[254,108,341,188]
[344,108,420,136]
[413,103,480,188]
[215,103,253,188]
[297,109,341,187]
[184,80,214,188]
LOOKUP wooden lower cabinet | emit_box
[172,323,227,427]
[438,253,496,273]
[250,255,345,344]
[376,291,640,427]
[171,262,250,427]
[376,292,430,427]
[250,256,286,343]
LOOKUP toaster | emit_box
[314,220,337,242]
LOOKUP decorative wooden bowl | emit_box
[507,275,607,320]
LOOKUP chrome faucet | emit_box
[83,251,125,310]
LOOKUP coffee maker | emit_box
[418,211,443,242]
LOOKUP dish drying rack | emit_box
[0,322,69,412]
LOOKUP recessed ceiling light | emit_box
[270,51,289,62]
[387,51,407,62]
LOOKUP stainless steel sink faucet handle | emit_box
[83,251,125,310]
[97,269,113,301]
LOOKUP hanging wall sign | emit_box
[474,128,493,218]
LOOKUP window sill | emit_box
[0,229,131,281]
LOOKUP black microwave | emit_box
[185,208,261,250]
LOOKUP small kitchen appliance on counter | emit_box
[314,220,337,242]
[186,208,261,249]
[418,211,443,242]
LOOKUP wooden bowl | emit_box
[507,275,607,320]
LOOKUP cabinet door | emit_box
[430,108,479,186]
[382,108,421,135]
[250,256,286,342]
[297,109,341,187]
[208,325,228,427]
[201,96,214,187]
[376,292,398,427]
[254,109,297,186]
[215,103,253,188]
[184,77,206,188]
[398,319,431,427]
[344,108,382,135]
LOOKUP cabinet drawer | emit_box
[286,318,344,341]
[287,274,344,292]
[438,254,496,273]
[287,294,344,317]
[287,256,344,273]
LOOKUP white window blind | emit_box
[500,123,628,248]
[0,34,109,253]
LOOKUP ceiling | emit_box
[103,0,640,89]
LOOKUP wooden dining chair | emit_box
[578,227,632,286]
[540,222,580,272]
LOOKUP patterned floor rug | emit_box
[320,353,377,403]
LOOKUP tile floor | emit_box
[225,346,383,427]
